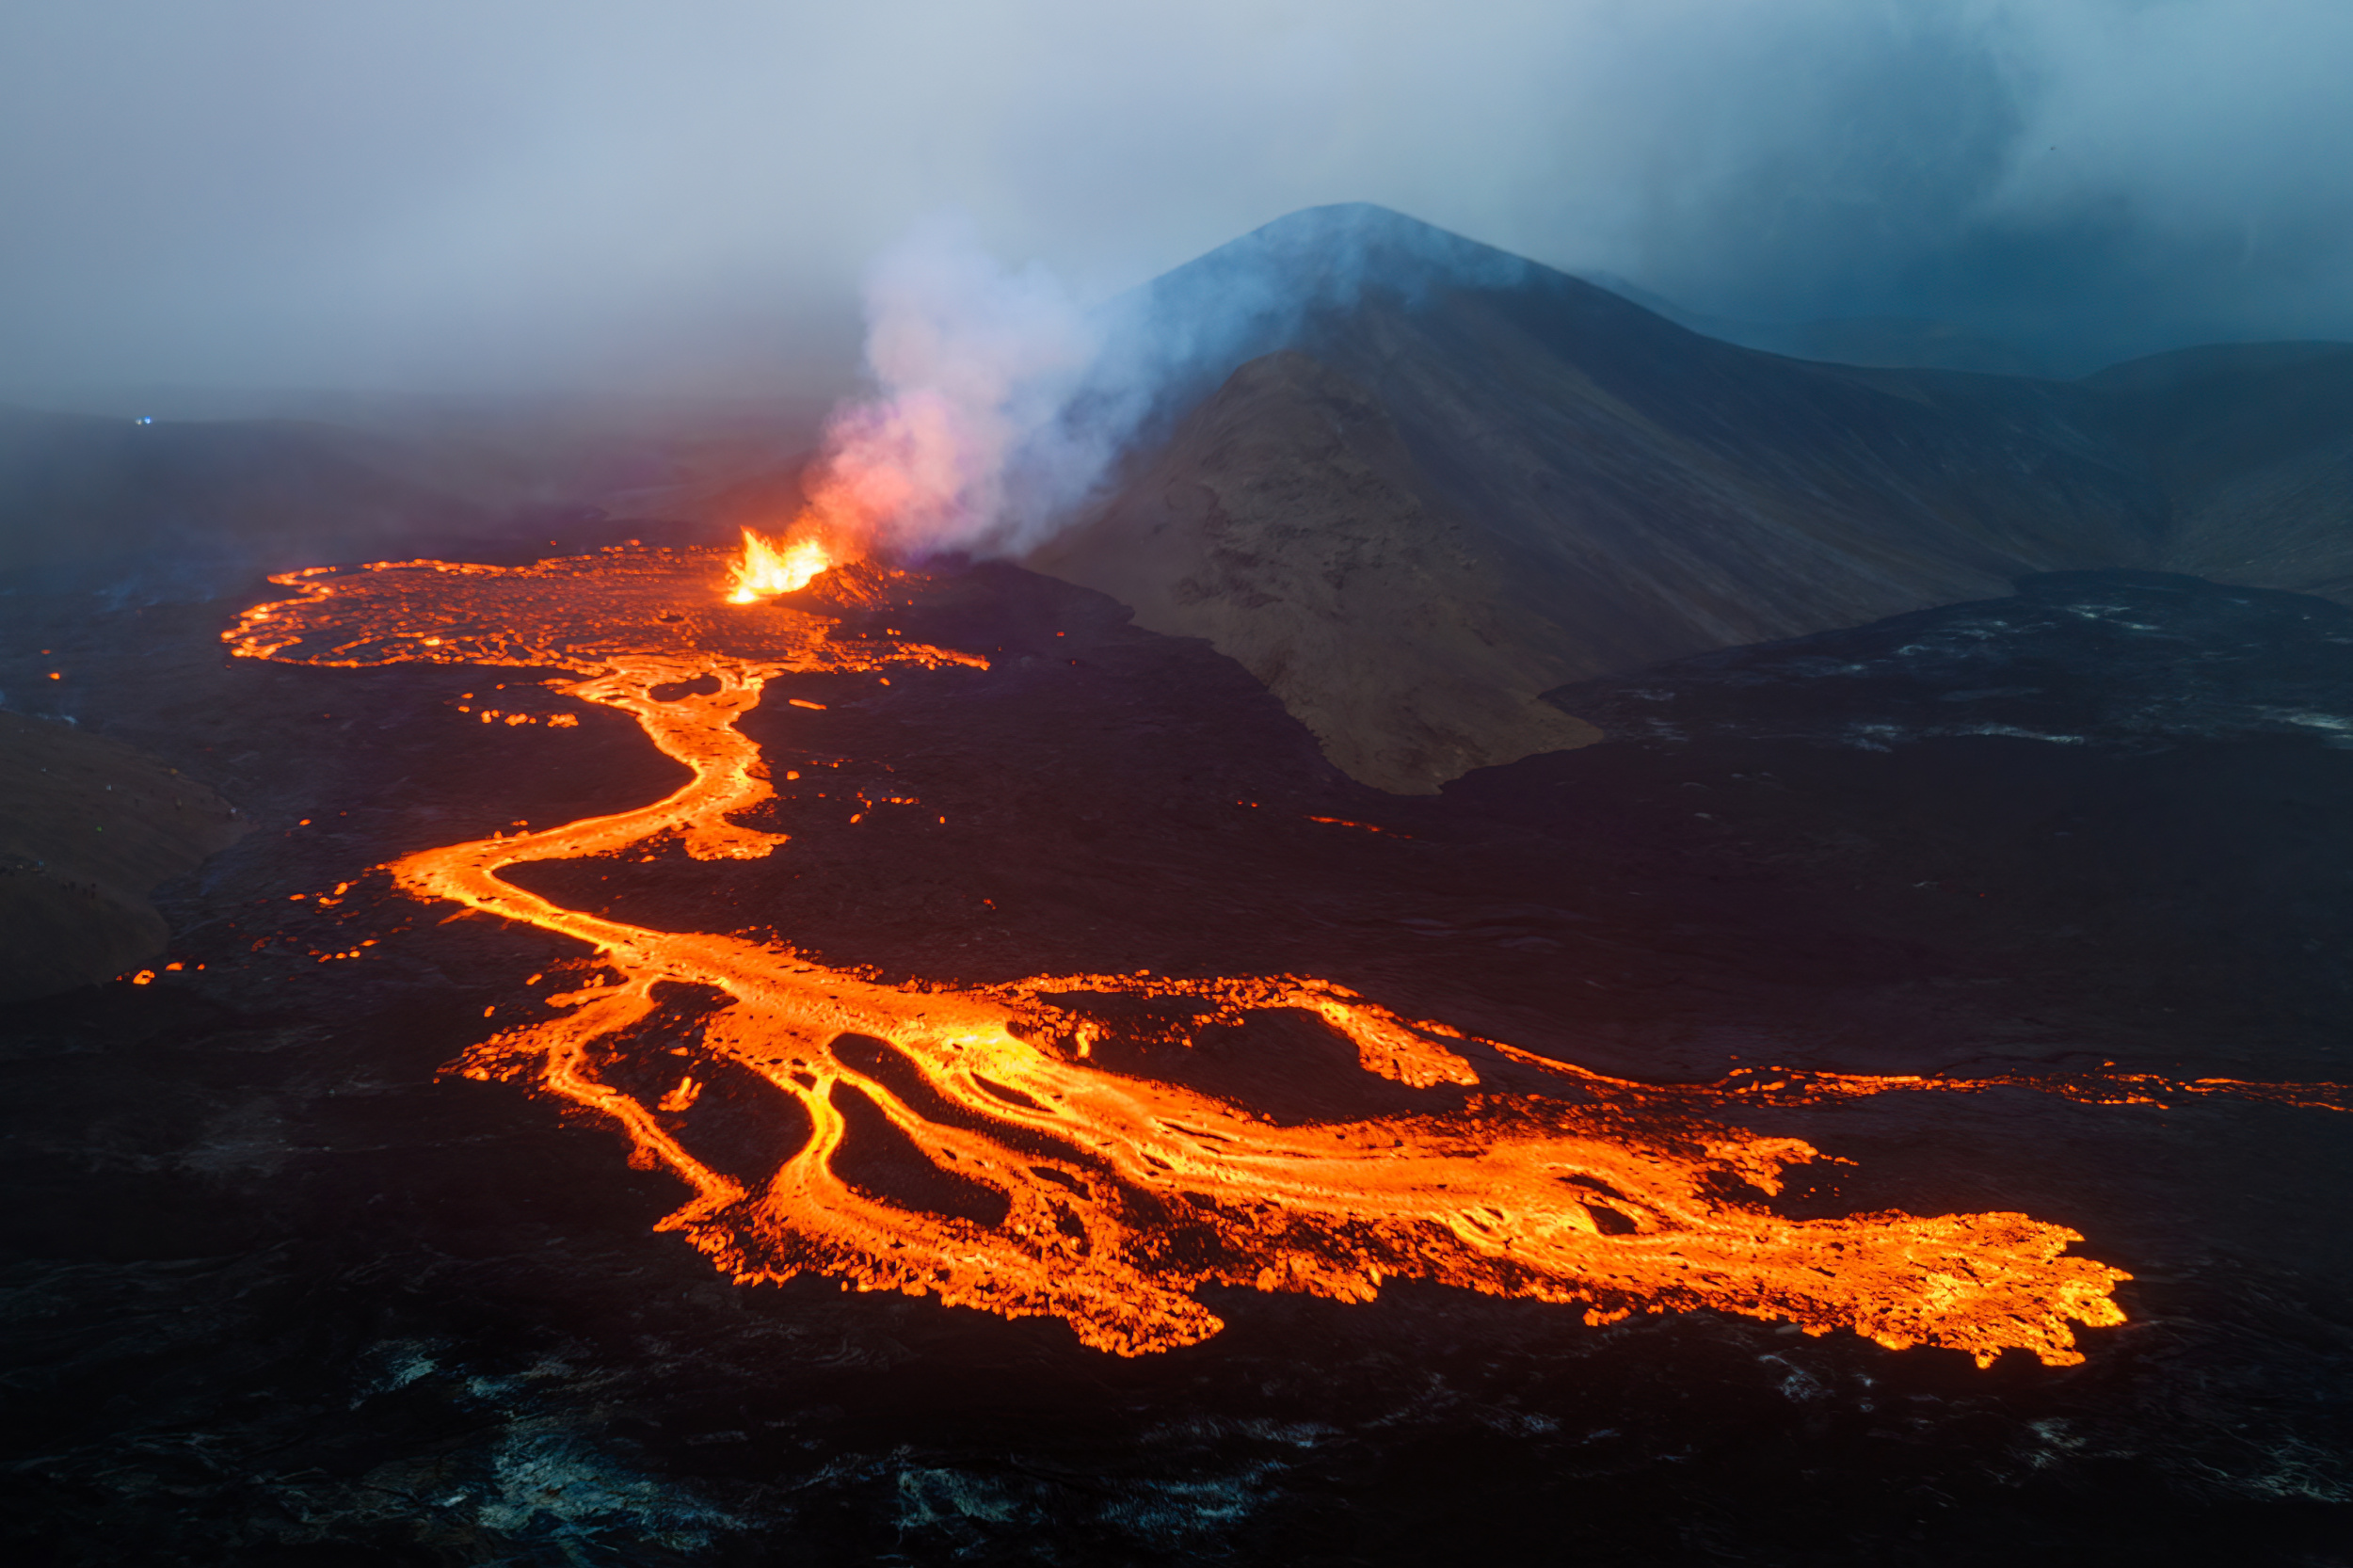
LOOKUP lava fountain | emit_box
[727,527,835,602]
[218,539,2353,1368]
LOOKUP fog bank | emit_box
[4,0,2349,399]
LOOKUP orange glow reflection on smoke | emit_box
[216,545,2352,1369]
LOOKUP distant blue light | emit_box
[135,415,153,425]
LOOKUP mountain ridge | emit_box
[1034,205,2353,791]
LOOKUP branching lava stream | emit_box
[222,545,2353,1368]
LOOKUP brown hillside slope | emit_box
[1035,207,2350,792]
[2087,344,2353,596]
[1032,353,1602,790]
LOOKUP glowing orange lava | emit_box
[219,544,2352,1368]
[727,527,835,602]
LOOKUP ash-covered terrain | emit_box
[5,558,2353,1566]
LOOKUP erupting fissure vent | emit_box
[727,527,835,602]
[217,542,2353,1367]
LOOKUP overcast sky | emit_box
[4,0,2348,397]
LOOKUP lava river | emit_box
[220,543,2352,1368]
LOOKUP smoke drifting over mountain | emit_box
[3,0,2349,399]
[802,220,1121,558]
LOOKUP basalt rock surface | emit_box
[2,560,2351,1565]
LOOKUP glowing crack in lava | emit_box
[222,543,2351,1368]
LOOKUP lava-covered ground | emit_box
[5,559,2353,1565]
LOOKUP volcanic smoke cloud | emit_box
[799,219,1132,561]
[795,204,1507,562]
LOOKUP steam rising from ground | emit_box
[802,221,1128,559]
[806,204,1513,560]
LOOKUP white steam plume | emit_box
[804,217,1132,560]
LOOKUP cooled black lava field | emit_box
[6,556,2353,1567]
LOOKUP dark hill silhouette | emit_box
[1034,205,2353,791]
[0,396,822,598]
[0,407,491,595]
[1576,273,2053,376]
[2084,343,2353,596]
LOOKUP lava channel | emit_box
[217,543,2351,1367]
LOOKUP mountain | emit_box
[1032,205,2353,792]
[2082,343,2353,595]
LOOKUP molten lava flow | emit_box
[728,527,835,602]
[218,545,2350,1368]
